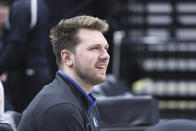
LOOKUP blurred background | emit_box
[108,0,196,120]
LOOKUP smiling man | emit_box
[18,15,110,131]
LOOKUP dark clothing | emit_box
[0,0,49,71]
[6,66,51,112]
[0,0,51,112]
[18,71,100,131]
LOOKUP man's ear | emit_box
[61,50,73,67]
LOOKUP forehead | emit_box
[77,28,108,47]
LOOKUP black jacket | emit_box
[18,71,100,131]
[0,0,49,74]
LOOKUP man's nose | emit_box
[99,49,110,60]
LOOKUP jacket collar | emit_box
[57,70,96,112]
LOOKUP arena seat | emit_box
[145,119,196,131]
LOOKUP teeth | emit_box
[97,66,106,68]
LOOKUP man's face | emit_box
[73,28,110,86]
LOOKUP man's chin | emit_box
[97,75,107,84]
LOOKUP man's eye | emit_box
[91,47,98,50]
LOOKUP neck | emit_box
[61,69,92,94]
[73,76,92,93]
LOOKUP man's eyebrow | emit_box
[88,43,109,49]
[88,44,101,47]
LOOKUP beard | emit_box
[73,57,107,86]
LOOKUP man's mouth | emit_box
[95,65,107,71]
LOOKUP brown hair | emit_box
[50,15,109,67]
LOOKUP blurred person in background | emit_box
[0,0,9,83]
[0,0,14,111]
[0,0,9,45]
[18,15,110,131]
[0,0,52,113]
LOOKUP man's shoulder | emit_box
[24,75,82,118]
[11,0,30,11]
[18,93,84,131]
